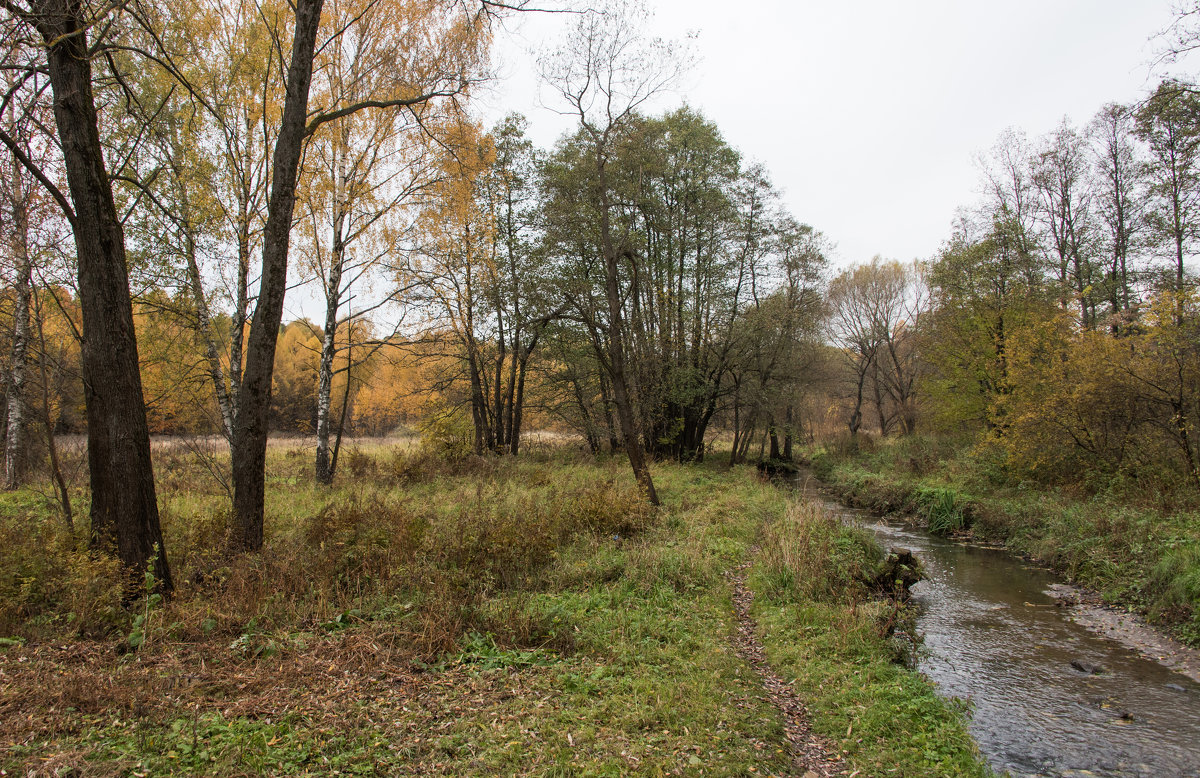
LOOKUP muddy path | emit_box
[726,555,850,778]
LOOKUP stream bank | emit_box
[792,472,1200,777]
[808,441,1200,650]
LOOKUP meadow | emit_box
[0,438,987,776]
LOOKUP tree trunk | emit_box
[569,374,601,454]
[492,314,507,452]
[229,209,251,401]
[782,404,794,462]
[231,0,326,552]
[736,420,756,463]
[5,162,31,490]
[510,334,539,456]
[467,347,487,456]
[597,153,657,504]
[330,336,354,478]
[872,366,888,435]
[597,370,621,454]
[182,221,235,442]
[315,213,346,485]
[728,383,741,469]
[502,331,521,453]
[34,0,171,589]
[849,369,865,439]
[34,291,72,531]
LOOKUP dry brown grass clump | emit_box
[0,448,658,775]
[1,446,652,655]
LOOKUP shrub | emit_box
[810,450,835,480]
[0,513,127,639]
[914,487,967,535]
[419,408,473,462]
[827,431,876,459]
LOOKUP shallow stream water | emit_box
[798,483,1200,777]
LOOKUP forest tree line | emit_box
[823,81,1200,492]
[2,0,1200,588]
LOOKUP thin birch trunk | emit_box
[5,160,31,489]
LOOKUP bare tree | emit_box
[1136,79,1200,309]
[826,258,921,438]
[1032,119,1098,329]
[1090,102,1145,325]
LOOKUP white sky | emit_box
[474,0,1199,269]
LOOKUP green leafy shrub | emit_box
[810,450,834,480]
[0,514,126,639]
[914,487,968,535]
[418,408,474,462]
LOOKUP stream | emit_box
[797,482,1200,777]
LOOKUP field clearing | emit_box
[1,444,986,776]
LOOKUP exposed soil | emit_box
[1046,583,1200,683]
[726,556,850,778]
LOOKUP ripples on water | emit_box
[818,496,1200,777]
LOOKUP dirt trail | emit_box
[726,555,851,778]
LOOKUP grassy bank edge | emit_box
[808,437,1200,648]
[746,498,993,777]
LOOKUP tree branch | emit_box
[0,125,75,225]
[304,87,468,137]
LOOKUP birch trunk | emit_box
[5,159,31,489]
[315,147,349,485]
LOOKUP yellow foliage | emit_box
[134,294,223,435]
[1001,314,1139,479]
[997,291,1200,487]
[270,321,322,432]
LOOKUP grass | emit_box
[1,439,988,776]
[810,433,1200,646]
[749,501,991,777]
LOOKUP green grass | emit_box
[0,442,989,776]
[749,501,990,776]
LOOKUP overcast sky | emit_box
[473,0,1199,269]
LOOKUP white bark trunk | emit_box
[5,161,31,490]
